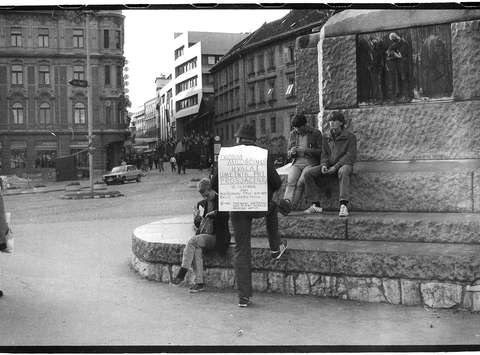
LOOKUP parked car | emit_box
[103,165,142,185]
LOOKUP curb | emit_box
[61,191,124,200]
[4,188,65,196]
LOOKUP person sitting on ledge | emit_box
[278,113,323,216]
[171,178,231,292]
[302,111,357,217]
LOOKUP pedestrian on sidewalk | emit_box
[169,156,176,173]
[158,154,165,173]
[171,178,231,292]
[0,193,11,298]
[221,123,287,308]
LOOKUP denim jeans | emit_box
[230,201,280,298]
[303,164,353,203]
[181,233,216,284]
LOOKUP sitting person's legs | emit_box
[338,164,353,217]
[291,164,317,209]
[302,165,325,214]
[172,233,216,286]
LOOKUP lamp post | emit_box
[85,11,94,196]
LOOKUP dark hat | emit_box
[235,123,256,141]
[291,114,307,128]
[329,111,345,124]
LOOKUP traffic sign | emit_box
[69,79,88,87]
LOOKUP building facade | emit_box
[210,10,333,157]
[156,31,249,139]
[0,10,128,178]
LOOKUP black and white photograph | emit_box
[0,1,480,351]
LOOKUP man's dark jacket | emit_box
[320,129,357,170]
[195,195,231,255]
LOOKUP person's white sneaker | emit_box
[339,204,349,217]
[304,204,323,214]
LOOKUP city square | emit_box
[0,5,480,350]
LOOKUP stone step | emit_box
[252,211,480,244]
[131,216,480,310]
[275,160,480,213]
[132,218,480,283]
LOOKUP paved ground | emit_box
[0,169,479,347]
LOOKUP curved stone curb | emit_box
[61,191,123,200]
[131,215,480,311]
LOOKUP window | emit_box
[287,45,295,64]
[38,28,49,48]
[176,94,198,111]
[260,118,266,135]
[286,75,295,97]
[234,62,239,82]
[356,24,453,104]
[248,84,255,106]
[267,49,275,69]
[73,65,85,80]
[176,75,197,94]
[104,65,110,85]
[10,150,26,169]
[116,66,122,88]
[11,65,23,85]
[267,79,275,101]
[257,53,265,73]
[12,103,24,124]
[258,80,265,103]
[247,56,254,75]
[117,106,124,124]
[270,116,276,133]
[74,102,86,124]
[115,31,121,49]
[35,151,56,168]
[175,57,197,77]
[39,65,50,85]
[10,27,22,47]
[235,88,240,110]
[175,46,184,60]
[73,29,84,48]
[39,102,51,126]
[104,29,109,48]
[207,56,216,65]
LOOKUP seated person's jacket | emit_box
[321,129,357,170]
[195,196,231,255]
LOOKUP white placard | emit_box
[218,145,268,212]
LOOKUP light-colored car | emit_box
[102,165,142,185]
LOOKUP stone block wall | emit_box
[131,255,478,310]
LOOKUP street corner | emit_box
[61,190,124,200]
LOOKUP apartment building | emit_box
[157,31,249,139]
[210,10,333,154]
[0,10,128,177]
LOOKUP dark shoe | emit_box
[271,240,288,260]
[189,283,206,293]
[278,199,292,216]
[170,276,184,286]
[238,297,251,307]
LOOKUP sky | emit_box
[123,9,290,110]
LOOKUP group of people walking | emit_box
[172,110,356,308]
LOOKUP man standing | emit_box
[302,111,357,217]
[278,113,322,215]
[221,123,287,307]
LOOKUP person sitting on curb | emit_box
[170,178,231,292]
[278,113,322,216]
[222,123,288,308]
[302,111,357,217]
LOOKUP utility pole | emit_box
[85,11,94,196]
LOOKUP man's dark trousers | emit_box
[230,201,281,298]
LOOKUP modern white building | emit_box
[157,31,249,138]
